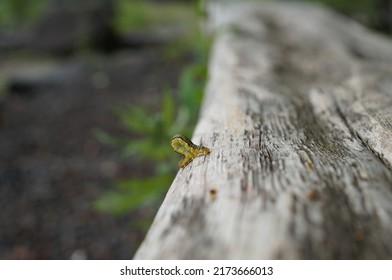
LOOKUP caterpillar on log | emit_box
[170,135,210,168]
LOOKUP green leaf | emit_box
[162,88,175,129]
[114,106,155,134]
[169,107,190,135]
[122,138,171,161]
[93,174,173,214]
[177,62,207,122]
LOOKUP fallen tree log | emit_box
[134,1,392,259]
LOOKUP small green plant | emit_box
[94,56,208,214]
[94,2,210,215]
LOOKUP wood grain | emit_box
[134,1,392,259]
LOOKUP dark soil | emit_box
[0,5,186,259]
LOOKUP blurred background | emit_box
[0,0,391,259]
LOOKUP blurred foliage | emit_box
[94,0,210,215]
[94,51,209,214]
[0,0,49,28]
[113,0,198,33]
[93,174,174,214]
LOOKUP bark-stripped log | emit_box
[134,1,392,259]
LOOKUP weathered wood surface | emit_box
[134,1,392,259]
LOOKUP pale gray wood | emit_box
[134,1,392,259]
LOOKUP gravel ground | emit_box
[0,47,184,259]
